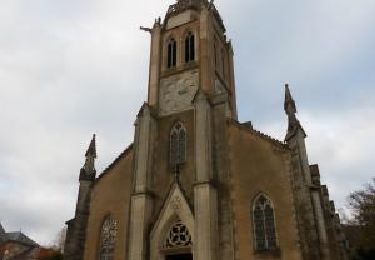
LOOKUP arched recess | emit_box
[252,193,278,251]
[150,184,194,260]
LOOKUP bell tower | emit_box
[147,0,237,119]
[128,1,236,260]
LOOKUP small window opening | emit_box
[168,38,177,68]
[185,32,195,63]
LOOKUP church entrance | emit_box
[165,254,193,260]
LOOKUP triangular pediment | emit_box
[150,183,194,255]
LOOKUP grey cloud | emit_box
[1,0,374,244]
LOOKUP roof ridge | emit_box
[95,143,134,183]
[228,119,288,150]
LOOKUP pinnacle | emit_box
[284,83,297,115]
[85,134,96,158]
[285,84,292,100]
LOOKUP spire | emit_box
[85,134,96,158]
[80,134,97,181]
[284,84,305,141]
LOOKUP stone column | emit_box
[128,105,155,260]
[311,188,330,260]
[148,22,161,107]
[193,91,218,260]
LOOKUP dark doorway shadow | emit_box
[165,254,193,260]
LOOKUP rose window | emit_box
[165,221,192,249]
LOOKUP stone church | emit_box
[64,1,349,259]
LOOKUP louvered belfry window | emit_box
[168,38,177,68]
[253,194,277,251]
[99,215,118,260]
[170,122,186,167]
[185,32,195,63]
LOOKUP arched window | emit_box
[167,38,177,69]
[99,215,118,260]
[170,122,186,167]
[185,32,195,63]
[164,220,192,249]
[253,194,277,251]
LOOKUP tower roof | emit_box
[165,0,225,31]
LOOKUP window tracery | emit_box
[99,215,118,260]
[253,194,277,251]
[170,122,186,167]
[164,221,192,249]
[168,38,177,68]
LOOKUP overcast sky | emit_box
[0,0,374,245]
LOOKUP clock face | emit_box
[159,70,199,116]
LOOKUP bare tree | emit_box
[348,178,375,258]
[52,226,67,253]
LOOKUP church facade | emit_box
[64,1,348,259]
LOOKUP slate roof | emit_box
[5,232,36,245]
[0,223,36,246]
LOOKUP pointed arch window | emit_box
[170,122,186,167]
[168,38,177,69]
[185,32,195,63]
[99,215,118,260]
[253,194,277,251]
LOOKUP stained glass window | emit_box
[99,216,118,260]
[170,122,186,166]
[253,194,277,251]
[165,221,192,249]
